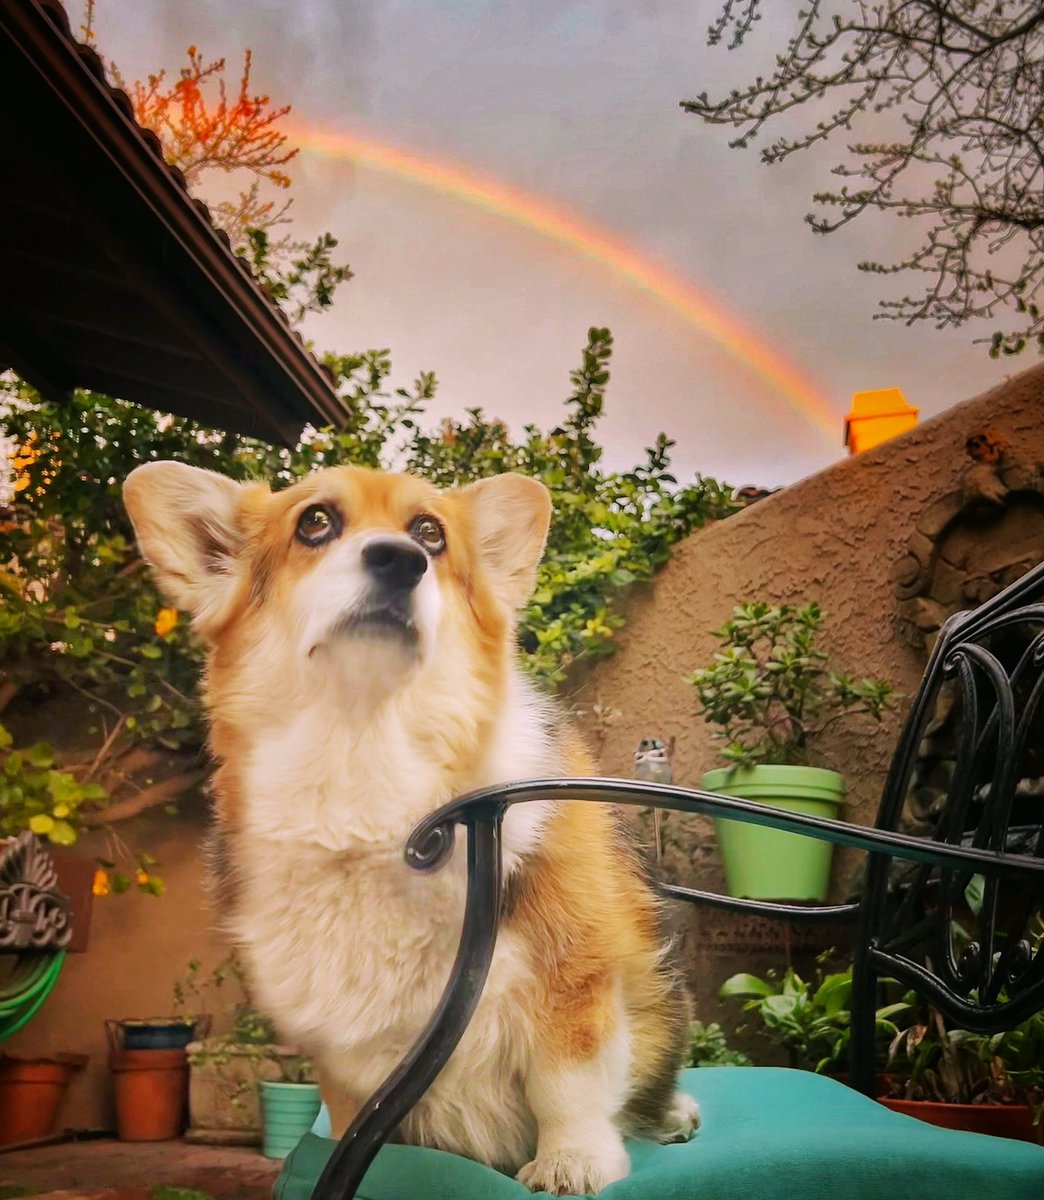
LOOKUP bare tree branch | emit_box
[81,767,208,827]
[683,1,1044,356]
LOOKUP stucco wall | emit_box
[8,362,1044,1128]
[575,362,1044,906]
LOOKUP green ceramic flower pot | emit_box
[702,765,845,901]
[259,1080,322,1159]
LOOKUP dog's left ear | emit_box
[460,473,552,609]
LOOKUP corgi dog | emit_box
[123,462,697,1196]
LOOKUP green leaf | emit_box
[48,819,78,846]
[964,874,984,915]
[24,742,56,768]
[720,973,774,998]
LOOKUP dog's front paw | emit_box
[516,1141,630,1196]
[656,1091,700,1144]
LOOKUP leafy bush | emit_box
[0,330,739,884]
[689,601,895,767]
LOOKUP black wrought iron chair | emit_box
[277,560,1044,1200]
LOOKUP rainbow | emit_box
[286,122,838,440]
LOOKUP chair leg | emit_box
[848,960,878,1097]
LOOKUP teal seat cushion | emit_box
[274,1066,1044,1200]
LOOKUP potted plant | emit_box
[881,1002,1043,1143]
[719,956,908,1081]
[689,601,894,900]
[103,957,217,1142]
[106,958,212,1052]
[258,1052,321,1160]
[182,954,313,1147]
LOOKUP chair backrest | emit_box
[311,561,1044,1199]
[853,558,1044,1047]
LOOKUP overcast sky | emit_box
[94,0,1020,487]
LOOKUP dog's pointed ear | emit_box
[460,473,552,609]
[123,462,263,637]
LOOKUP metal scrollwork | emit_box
[875,559,1044,1027]
[404,820,457,873]
[0,831,72,951]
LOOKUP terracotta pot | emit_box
[0,1053,88,1146]
[878,1096,1040,1143]
[110,1047,188,1141]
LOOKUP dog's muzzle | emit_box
[332,536,427,644]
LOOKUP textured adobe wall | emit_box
[576,361,1044,906]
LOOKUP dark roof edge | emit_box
[17,0,348,439]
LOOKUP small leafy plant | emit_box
[686,1020,753,1068]
[689,602,895,767]
[720,958,908,1073]
[175,953,314,1098]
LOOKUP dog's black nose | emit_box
[362,538,428,590]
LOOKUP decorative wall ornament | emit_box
[892,434,1044,835]
[893,430,1044,654]
[0,831,73,951]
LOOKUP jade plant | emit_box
[688,602,895,767]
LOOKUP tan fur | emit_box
[123,462,695,1196]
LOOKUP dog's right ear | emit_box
[123,462,263,638]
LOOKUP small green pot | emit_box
[259,1080,322,1160]
[702,765,845,901]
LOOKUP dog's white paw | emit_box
[516,1141,630,1196]
[656,1091,701,1144]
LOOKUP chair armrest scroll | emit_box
[311,809,504,1200]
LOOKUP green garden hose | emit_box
[0,951,66,1042]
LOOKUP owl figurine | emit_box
[634,737,673,863]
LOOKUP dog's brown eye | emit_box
[296,504,340,547]
[409,514,445,555]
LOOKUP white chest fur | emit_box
[225,670,563,1167]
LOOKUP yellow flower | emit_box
[92,868,110,897]
[154,607,178,638]
[136,870,150,886]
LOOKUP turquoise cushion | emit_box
[274,1066,1044,1200]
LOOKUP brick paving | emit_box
[0,1140,279,1200]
